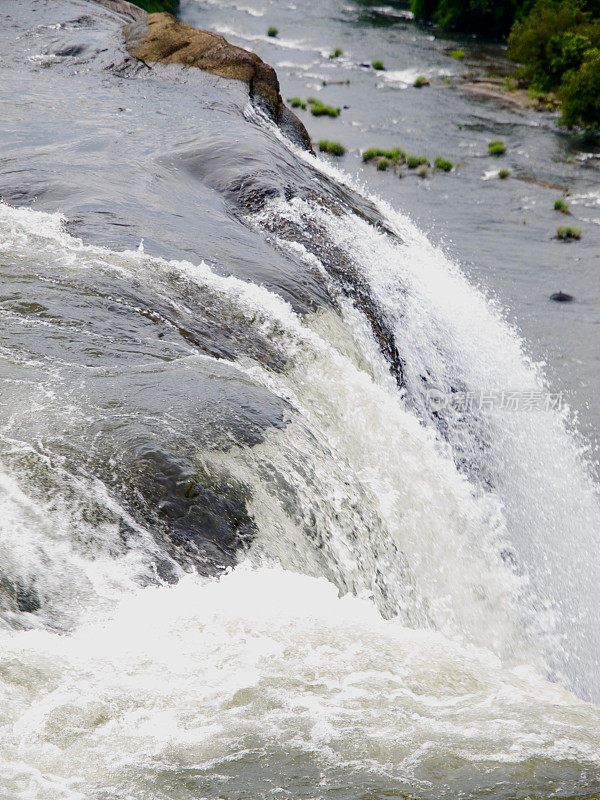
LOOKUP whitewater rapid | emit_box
[0,178,599,798]
[1,565,599,800]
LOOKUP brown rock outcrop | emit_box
[121,10,312,150]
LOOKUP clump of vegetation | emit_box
[554,197,570,212]
[267,27,278,37]
[329,48,343,59]
[559,47,600,128]
[406,154,429,168]
[307,97,341,117]
[507,0,600,129]
[499,168,511,178]
[318,139,346,156]
[418,166,429,178]
[362,147,405,164]
[557,225,581,239]
[377,158,391,170]
[130,0,179,13]
[414,75,430,87]
[489,140,506,155]
[372,59,386,70]
[451,49,466,59]
[434,156,453,171]
[408,0,600,127]
[287,97,307,109]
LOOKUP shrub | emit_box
[372,59,385,70]
[557,225,581,239]
[559,47,600,128]
[451,49,465,59]
[434,156,453,171]
[499,168,511,178]
[267,27,278,37]
[554,197,570,212]
[318,139,346,156]
[329,48,343,59]
[377,158,391,170]
[489,140,506,155]
[406,154,428,168]
[414,75,429,87]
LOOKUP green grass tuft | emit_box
[451,49,465,59]
[329,48,343,59]
[307,97,341,117]
[434,156,453,171]
[406,154,428,168]
[318,139,346,156]
[557,226,581,240]
[377,158,390,170]
[418,166,429,178]
[488,140,506,156]
[414,75,429,87]
[362,147,405,164]
[554,197,570,213]
[287,97,306,109]
[498,168,510,179]
[267,27,278,37]
[372,59,385,70]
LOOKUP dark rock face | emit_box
[550,291,574,302]
[119,10,312,150]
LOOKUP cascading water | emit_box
[1,1,600,797]
[1,183,599,797]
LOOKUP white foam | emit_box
[0,564,598,800]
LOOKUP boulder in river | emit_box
[119,7,312,150]
[550,291,574,302]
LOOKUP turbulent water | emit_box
[1,1,600,798]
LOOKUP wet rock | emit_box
[15,584,41,614]
[127,447,258,574]
[121,11,312,150]
[550,291,574,302]
[0,575,41,616]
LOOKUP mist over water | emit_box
[1,0,600,798]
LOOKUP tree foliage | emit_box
[408,0,600,129]
[130,0,180,14]
[559,46,600,126]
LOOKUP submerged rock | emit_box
[550,291,574,302]
[117,7,312,150]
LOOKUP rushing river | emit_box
[0,0,599,798]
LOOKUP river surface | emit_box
[0,0,599,798]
